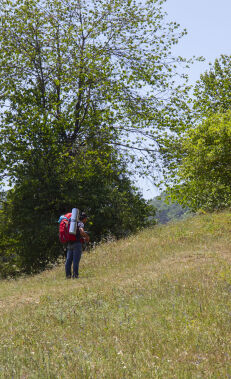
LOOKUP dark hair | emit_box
[80,212,87,221]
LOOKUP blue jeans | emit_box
[65,242,82,278]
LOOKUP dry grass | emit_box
[0,210,231,378]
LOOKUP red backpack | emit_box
[58,213,77,244]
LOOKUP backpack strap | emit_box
[58,216,69,224]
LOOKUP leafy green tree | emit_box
[169,112,231,212]
[0,0,187,273]
[193,55,231,119]
[0,0,188,181]
[163,55,231,212]
[0,95,154,275]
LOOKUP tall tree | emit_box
[0,0,188,182]
[0,0,188,273]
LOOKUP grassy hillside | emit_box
[1,210,231,378]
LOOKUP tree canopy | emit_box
[169,111,231,212]
[0,0,188,182]
[193,55,231,119]
[162,55,231,212]
[1,0,193,274]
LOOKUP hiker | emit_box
[65,212,90,279]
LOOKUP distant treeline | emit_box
[150,194,191,224]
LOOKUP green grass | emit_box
[1,210,231,378]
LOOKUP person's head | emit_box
[80,212,87,223]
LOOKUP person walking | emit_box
[65,212,89,279]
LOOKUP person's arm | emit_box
[79,227,90,243]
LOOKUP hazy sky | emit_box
[166,0,231,81]
[140,0,231,199]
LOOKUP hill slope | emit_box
[1,210,231,378]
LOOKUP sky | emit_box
[139,0,231,199]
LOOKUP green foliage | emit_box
[164,55,231,212]
[0,150,153,276]
[0,0,187,274]
[0,0,189,178]
[151,193,190,224]
[193,55,231,119]
[170,112,231,211]
[0,208,22,278]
